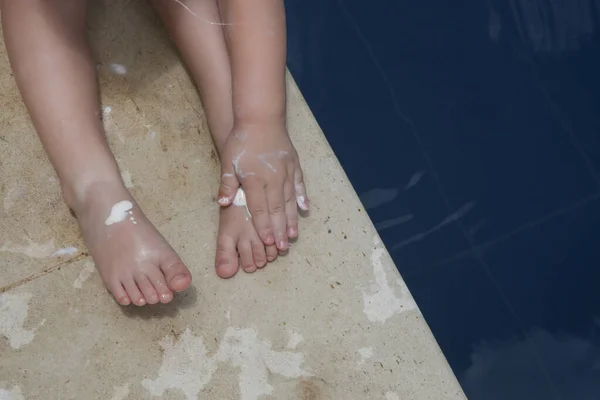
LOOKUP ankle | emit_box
[61,178,127,215]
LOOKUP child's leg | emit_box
[152,0,279,278]
[1,0,191,305]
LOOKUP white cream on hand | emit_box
[105,200,134,226]
[296,195,308,211]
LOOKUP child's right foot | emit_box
[70,182,192,306]
[215,188,279,278]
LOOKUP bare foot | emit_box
[72,182,192,306]
[215,191,279,278]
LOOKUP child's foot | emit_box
[71,182,192,306]
[215,193,279,278]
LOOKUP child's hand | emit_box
[217,122,309,251]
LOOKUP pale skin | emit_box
[0,0,308,305]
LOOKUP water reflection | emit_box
[462,328,600,399]
[488,0,600,53]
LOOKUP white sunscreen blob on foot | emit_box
[105,201,134,226]
[233,188,251,218]
[233,188,247,206]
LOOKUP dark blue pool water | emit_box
[286,1,600,398]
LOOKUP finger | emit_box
[293,162,309,211]
[284,178,298,239]
[266,182,289,250]
[217,162,240,207]
[244,178,275,246]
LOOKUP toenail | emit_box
[217,197,229,206]
[161,293,172,301]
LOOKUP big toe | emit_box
[215,235,240,278]
[161,260,192,292]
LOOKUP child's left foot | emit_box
[215,193,279,278]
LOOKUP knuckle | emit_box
[220,181,235,191]
[250,204,268,215]
[269,204,285,214]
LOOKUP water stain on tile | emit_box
[142,326,312,400]
[363,237,417,323]
[0,385,25,400]
[110,383,130,400]
[3,184,27,212]
[0,239,55,259]
[0,292,45,350]
[73,262,96,289]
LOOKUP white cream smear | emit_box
[0,239,55,258]
[0,385,25,400]
[385,392,400,400]
[109,63,127,75]
[296,195,308,211]
[110,384,130,400]
[52,247,77,257]
[286,331,304,349]
[357,347,373,366]
[0,292,45,349]
[73,261,96,289]
[105,201,134,226]
[363,236,417,323]
[142,327,311,400]
[233,188,251,218]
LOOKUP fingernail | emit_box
[296,195,309,211]
[217,197,230,206]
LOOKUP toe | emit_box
[251,240,267,268]
[123,278,146,306]
[215,234,240,278]
[146,268,173,303]
[135,274,160,305]
[160,256,192,293]
[238,241,257,273]
[265,243,278,262]
[109,282,131,306]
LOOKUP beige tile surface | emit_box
[0,1,465,399]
